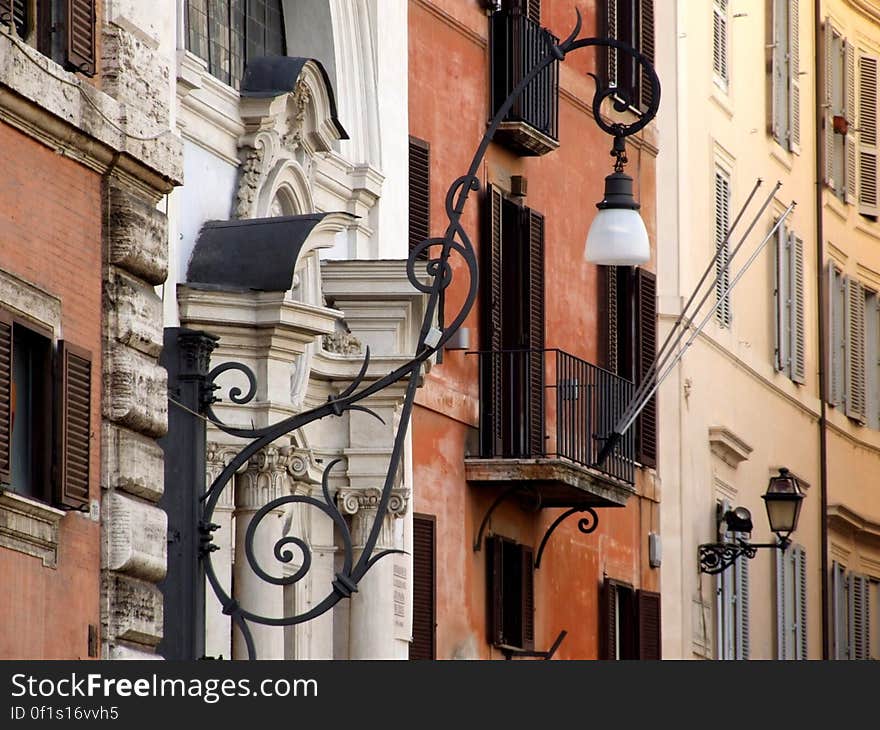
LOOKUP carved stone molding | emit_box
[235,446,295,511]
[0,491,66,568]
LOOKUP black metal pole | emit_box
[157,327,218,660]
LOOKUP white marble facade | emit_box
[166,0,417,659]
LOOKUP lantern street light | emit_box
[698,468,806,575]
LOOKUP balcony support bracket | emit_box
[473,484,542,553]
[534,507,599,569]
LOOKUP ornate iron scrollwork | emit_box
[184,11,660,658]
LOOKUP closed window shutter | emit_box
[832,561,847,659]
[846,41,857,204]
[601,577,619,659]
[639,0,655,113]
[827,265,843,406]
[408,137,430,259]
[635,268,657,467]
[604,0,619,89]
[795,546,808,660]
[409,515,436,660]
[526,209,545,456]
[735,540,750,660]
[788,0,800,152]
[521,545,535,650]
[713,0,729,86]
[0,310,11,485]
[824,20,835,184]
[859,54,879,216]
[714,170,732,327]
[56,341,91,509]
[770,0,788,144]
[636,589,661,659]
[484,186,504,455]
[774,223,789,372]
[606,266,619,374]
[65,0,96,76]
[845,277,867,421]
[775,547,790,659]
[487,535,504,646]
[790,232,806,383]
[525,0,540,24]
[849,573,869,660]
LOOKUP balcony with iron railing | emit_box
[489,8,560,156]
[466,349,636,509]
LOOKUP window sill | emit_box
[0,489,65,568]
[710,83,733,119]
[769,142,793,172]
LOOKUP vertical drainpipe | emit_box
[813,0,830,660]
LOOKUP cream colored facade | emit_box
[820,0,880,660]
[656,0,823,659]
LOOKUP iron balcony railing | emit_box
[489,9,560,143]
[472,349,635,486]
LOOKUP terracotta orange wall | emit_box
[410,0,658,659]
[0,122,102,658]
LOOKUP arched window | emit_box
[185,0,285,89]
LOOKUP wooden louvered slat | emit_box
[788,0,800,152]
[846,41,857,204]
[409,515,436,660]
[736,540,750,659]
[795,546,808,659]
[0,311,11,485]
[849,573,868,660]
[639,0,655,112]
[636,268,657,467]
[637,589,661,659]
[714,170,732,327]
[521,545,534,650]
[56,341,91,509]
[859,54,879,215]
[527,209,545,456]
[487,186,504,455]
[408,137,430,259]
[606,267,619,374]
[845,277,867,421]
[65,0,96,76]
[526,0,540,24]
[791,233,806,383]
[601,578,619,659]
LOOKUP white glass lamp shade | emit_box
[584,207,650,265]
[584,171,651,266]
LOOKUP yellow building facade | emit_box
[656,0,823,659]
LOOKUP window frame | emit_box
[713,165,733,328]
[486,534,535,651]
[712,0,729,92]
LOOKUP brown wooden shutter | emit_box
[600,0,618,90]
[0,310,11,485]
[526,208,545,456]
[484,186,505,456]
[487,535,505,646]
[635,268,657,467]
[600,577,619,659]
[637,589,661,659]
[408,137,430,259]
[0,0,27,39]
[521,545,535,651]
[639,0,655,113]
[56,341,91,509]
[605,267,620,374]
[410,515,436,660]
[65,0,96,76]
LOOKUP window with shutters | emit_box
[769,0,800,153]
[600,577,661,659]
[714,167,732,328]
[712,0,729,91]
[831,561,849,658]
[827,264,846,407]
[0,309,91,511]
[715,500,749,660]
[845,277,867,423]
[775,544,807,659]
[774,221,805,384]
[823,23,855,203]
[409,514,436,660]
[859,51,880,217]
[832,562,873,660]
[409,137,431,260]
[0,0,97,76]
[185,0,285,90]
[486,535,534,651]
[602,0,655,115]
[481,185,545,459]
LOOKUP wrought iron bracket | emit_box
[473,485,541,553]
[698,540,787,575]
[500,630,568,660]
[534,507,599,569]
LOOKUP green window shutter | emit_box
[859,53,880,216]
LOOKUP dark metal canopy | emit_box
[240,56,349,140]
[186,214,329,292]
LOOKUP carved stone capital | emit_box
[234,445,294,512]
[336,487,409,518]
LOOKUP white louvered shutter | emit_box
[795,546,808,659]
[824,19,835,184]
[735,539,750,660]
[770,0,788,144]
[845,277,867,421]
[788,0,800,152]
[775,548,787,659]
[790,233,806,383]
[713,0,728,88]
[832,562,848,659]
[849,573,869,660]
[846,41,857,204]
[714,170,732,327]
[827,265,844,406]
[859,54,880,216]
[775,223,788,372]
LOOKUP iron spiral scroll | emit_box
[194,10,660,658]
